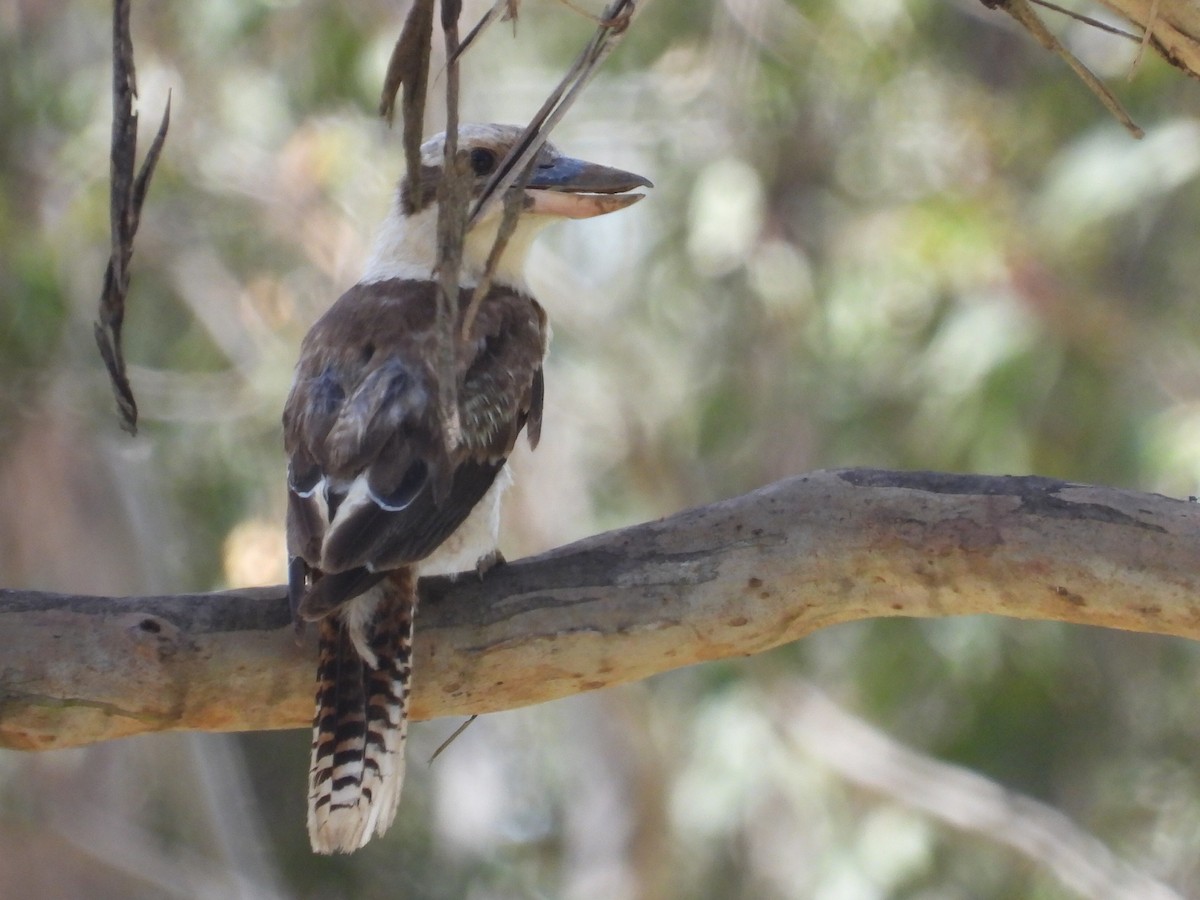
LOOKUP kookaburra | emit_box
[283,123,650,854]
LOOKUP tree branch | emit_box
[3,468,1199,751]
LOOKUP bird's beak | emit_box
[525,156,653,219]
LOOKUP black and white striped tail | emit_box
[307,570,416,854]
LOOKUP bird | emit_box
[282,123,651,854]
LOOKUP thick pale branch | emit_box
[3,468,1200,751]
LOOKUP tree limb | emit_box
[3,468,1199,752]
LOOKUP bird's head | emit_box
[363,123,652,290]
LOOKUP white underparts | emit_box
[360,197,555,293]
[318,463,509,579]
[418,464,511,577]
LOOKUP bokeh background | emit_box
[4,0,1200,896]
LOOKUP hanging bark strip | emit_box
[379,0,436,209]
[94,0,171,435]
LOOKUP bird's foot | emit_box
[475,550,506,580]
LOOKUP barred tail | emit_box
[307,570,416,854]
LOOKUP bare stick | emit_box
[1027,0,1140,41]
[550,0,636,28]
[433,0,468,450]
[456,0,634,61]
[1130,0,1162,77]
[460,159,534,340]
[94,0,171,435]
[468,0,640,228]
[428,715,478,763]
[454,0,516,62]
[985,0,1144,138]
[460,0,640,336]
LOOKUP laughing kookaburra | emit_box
[282,123,651,854]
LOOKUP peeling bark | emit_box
[2,468,1199,751]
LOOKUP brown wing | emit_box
[283,278,545,618]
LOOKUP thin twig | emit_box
[468,0,640,230]
[461,0,640,336]
[550,0,636,28]
[428,715,478,763]
[1026,0,1140,41]
[456,0,635,62]
[382,0,643,440]
[1130,0,1161,77]
[461,161,534,341]
[988,0,1143,138]
[454,0,516,62]
[94,0,171,435]
[434,0,467,452]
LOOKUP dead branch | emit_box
[3,468,1200,752]
[462,0,641,332]
[983,0,1144,137]
[978,0,1200,85]
[435,0,469,449]
[379,0,435,182]
[94,0,171,435]
[468,0,640,227]
[378,0,640,449]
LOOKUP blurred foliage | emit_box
[3,0,1200,897]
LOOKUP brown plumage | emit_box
[284,278,546,600]
[285,278,546,853]
[282,123,650,854]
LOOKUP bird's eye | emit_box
[469,147,497,176]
